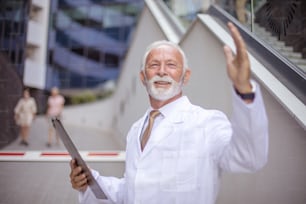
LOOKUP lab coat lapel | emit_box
[141,107,186,158]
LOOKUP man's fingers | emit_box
[72,173,87,186]
[70,160,81,177]
[72,171,86,183]
[70,159,76,169]
[70,167,88,190]
[69,159,88,191]
[226,22,250,70]
[227,22,246,57]
[223,45,234,64]
[70,166,82,179]
[71,174,88,191]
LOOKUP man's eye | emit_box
[149,64,159,68]
[167,63,177,69]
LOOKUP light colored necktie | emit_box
[141,110,160,151]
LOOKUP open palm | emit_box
[223,22,252,94]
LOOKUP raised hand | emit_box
[223,22,252,95]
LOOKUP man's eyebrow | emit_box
[148,59,178,63]
[147,59,160,63]
[165,60,177,63]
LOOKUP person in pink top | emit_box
[46,87,65,147]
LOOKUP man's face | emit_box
[141,45,189,101]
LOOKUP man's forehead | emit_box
[147,45,182,60]
[151,44,177,52]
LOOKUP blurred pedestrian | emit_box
[235,0,247,24]
[14,88,37,146]
[46,87,65,147]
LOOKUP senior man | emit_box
[70,22,269,204]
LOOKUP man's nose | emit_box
[157,63,167,76]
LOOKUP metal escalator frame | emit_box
[208,4,306,104]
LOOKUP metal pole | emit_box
[251,0,254,32]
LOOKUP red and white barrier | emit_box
[0,151,125,162]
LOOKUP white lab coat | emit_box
[79,84,269,204]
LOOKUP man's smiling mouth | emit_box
[154,81,171,85]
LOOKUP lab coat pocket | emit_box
[160,150,198,192]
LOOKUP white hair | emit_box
[141,40,189,70]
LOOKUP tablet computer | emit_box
[52,117,107,200]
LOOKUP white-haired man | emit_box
[69,22,269,204]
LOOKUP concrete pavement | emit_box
[0,116,125,204]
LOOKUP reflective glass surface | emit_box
[0,0,29,147]
[47,0,144,90]
[0,0,28,77]
[163,0,306,75]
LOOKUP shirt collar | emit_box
[147,95,189,119]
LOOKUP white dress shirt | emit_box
[79,82,269,204]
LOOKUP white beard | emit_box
[145,75,183,101]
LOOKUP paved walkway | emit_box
[2,116,124,151]
[0,116,125,204]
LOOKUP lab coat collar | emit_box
[159,95,191,123]
[139,96,192,157]
[141,95,190,123]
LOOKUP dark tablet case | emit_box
[52,117,107,200]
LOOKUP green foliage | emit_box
[70,91,97,105]
[96,90,113,100]
[67,90,114,105]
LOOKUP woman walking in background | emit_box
[14,88,37,146]
[46,87,65,147]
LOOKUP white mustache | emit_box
[151,76,174,84]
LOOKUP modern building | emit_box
[0,0,30,148]
[46,0,144,90]
[0,0,144,147]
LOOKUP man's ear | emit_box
[139,70,146,86]
[183,69,191,85]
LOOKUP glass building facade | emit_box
[0,0,144,146]
[0,0,29,148]
[46,0,144,90]
[164,0,306,75]
[0,0,29,77]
